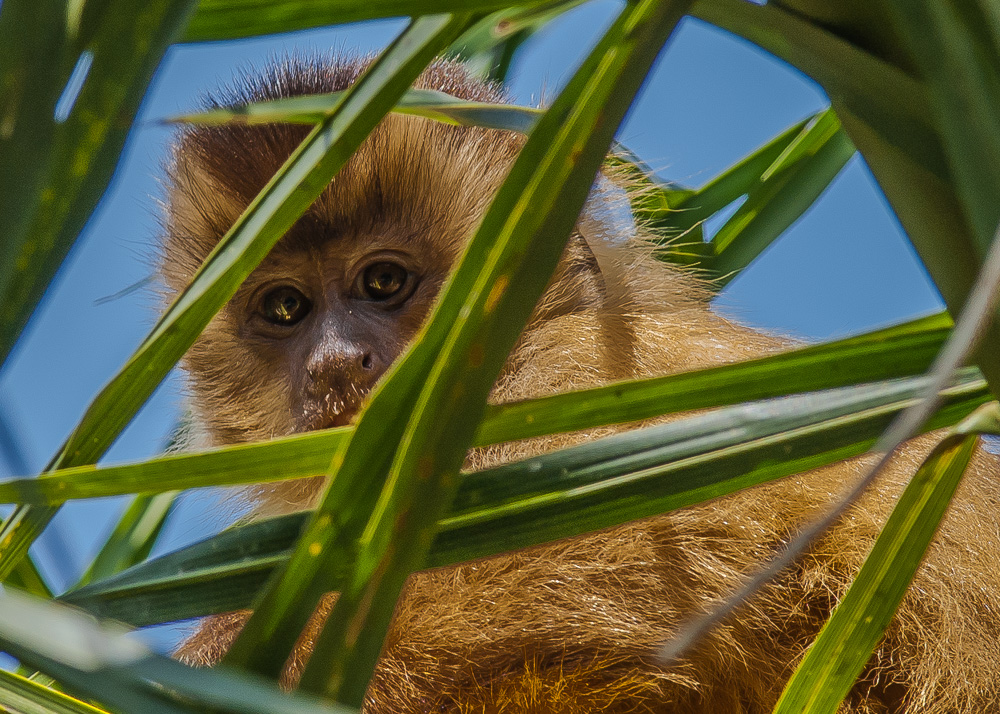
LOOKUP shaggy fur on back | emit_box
[166,56,1000,713]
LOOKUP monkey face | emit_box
[245,254,418,431]
[168,132,514,445]
[161,59,524,446]
[161,57,625,448]
[220,224,449,438]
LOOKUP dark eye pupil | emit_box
[261,287,311,326]
[363,262,407,300]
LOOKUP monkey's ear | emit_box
[161,150,243,295]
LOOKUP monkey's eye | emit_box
[260,286,312,326]
[359,261,410,302]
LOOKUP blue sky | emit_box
[0,2,943,642]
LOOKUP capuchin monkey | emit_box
[163,56,1000,713]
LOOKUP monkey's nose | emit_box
[304,346,380,396]
[300,349,381,432]
[306,353,371,376]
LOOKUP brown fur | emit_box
[164,56,1000,712]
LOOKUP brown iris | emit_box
[360,261,409,301]
[260,286,311,326]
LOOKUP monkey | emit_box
[161,55,1000,713]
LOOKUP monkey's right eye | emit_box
[260,286,312,327]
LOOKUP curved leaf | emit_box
[0,9,471,583]
[0,668,110,714]
[773,404,995,714]
[183,0,550,43]
[169,88,543,134]
[62,370,989,627]
[0,313,952,506]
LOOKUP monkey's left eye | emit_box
[260,286,312,326]
[358,261,412,302]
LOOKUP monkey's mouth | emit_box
[316,410,356,429]
[297,394,368,432]
[298,407,358,432]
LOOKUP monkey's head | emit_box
[161,56,615,447]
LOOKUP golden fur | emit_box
[164,56,1000,712]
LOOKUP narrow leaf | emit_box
[0,668,110,714]
[670,115,812,226]
[0,430,351,506]
[0,10,471,582]
[0,313,953,506]
[63,370,989,627]
[76,492,178,587]
[480,312,951,444]
[773,407,992,714]
[709,111,855,281]
[169,87,543,133]
[0,588,357,714]
[183,0,550,43]
[622,110,832,273]
[62,512,309,625]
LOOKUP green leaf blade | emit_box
[62,371,989,628]
[0,668,111,714]
[709,111,855,282]
[169,88,544,134]
[0,0,197,366]
[75,492,179,588]
[773,420,984,713]
[183,0,551,43]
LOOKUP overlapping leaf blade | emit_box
[0,312,953,507]
[627,107,853,279]
[705,110,854,282]
[0,588,358,714]
[0,10,472,583]
[224,3,696,698]
[169,87,543,133]
[0,668,110,714]
[773,406,995,714]
[62,368,989,627]
[182,0,549,43]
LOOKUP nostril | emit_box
[361,354,374,370]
